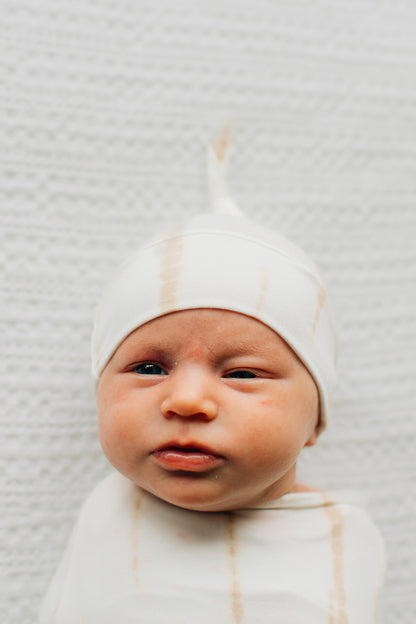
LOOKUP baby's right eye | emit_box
[133,363,167,375]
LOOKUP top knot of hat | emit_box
[207,125,243,216]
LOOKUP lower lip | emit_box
[152,449,223,472]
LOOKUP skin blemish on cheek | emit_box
[258,398,274,407]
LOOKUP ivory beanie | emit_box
[91,135,337,432]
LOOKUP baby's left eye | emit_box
[224,370,258,379]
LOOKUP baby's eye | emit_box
[224,370,258,379]
[133,363,167,375]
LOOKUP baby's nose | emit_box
[160,369,218,421]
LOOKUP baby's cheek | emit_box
[98,407,132,455]
[243,415,301,463]
[114,410,140,443]
[241,414,279,451]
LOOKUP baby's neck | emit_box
[290,482,321,493]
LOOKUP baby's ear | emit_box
[304,428,318,447]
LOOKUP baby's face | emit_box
[97,309,319,512]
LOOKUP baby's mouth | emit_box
[152,444,223,472]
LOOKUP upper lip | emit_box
[153,441,223,457]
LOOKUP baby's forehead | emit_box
[117,308,292,359]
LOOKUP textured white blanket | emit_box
[1,2,415,622]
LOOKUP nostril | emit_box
[164,409,213,420]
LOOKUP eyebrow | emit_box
[123,344,174,362]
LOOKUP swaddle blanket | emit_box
[40,471,385,624]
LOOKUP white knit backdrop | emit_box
[1,1,415,622]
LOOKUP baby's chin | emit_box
[135,476,295,513]
[138,483,239,513]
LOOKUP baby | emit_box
[39,138,385,623]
